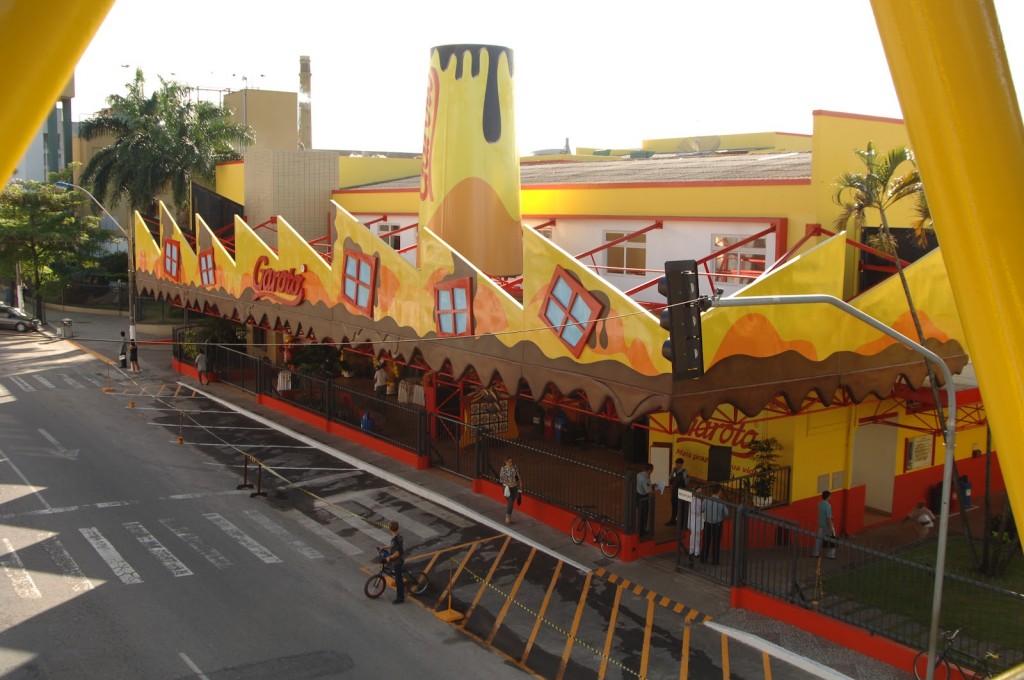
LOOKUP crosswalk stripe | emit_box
[33,375,55,389]
[82,376,106,388]
[159,518,233,569]
[38,533,93,592]
[80,527,143,584]
[9,376,34,392]
[322,489,442,538]
[124,522,193,577]
[203,513,282,564]
[384,487,473,529]
[1,538,42,598]
[291,515,364,556]
[243,510,323,560]
[57,374,85,389]
[338,515,391,545]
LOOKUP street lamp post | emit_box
[56,182,136,341]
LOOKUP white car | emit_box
[0,305,41,332]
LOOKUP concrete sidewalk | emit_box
[44,308,910,680]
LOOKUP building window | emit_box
[711,235,767,285]
[163,238,181,281]
[434,278,473,337]
[541,266,603,357]
[377,223,401,249]
[342,249,376,316]
[198,249,216,286]
[604,231,646,276]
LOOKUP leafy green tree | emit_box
[78,69,253,218]
[0,168,111,318]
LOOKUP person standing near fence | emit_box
[686,484,703,567]
[499,457,523,525]
[373,361,389,399]
[636,463,654,537]
[665,458,689,526]
[812,490,836,559]
[701,484,729,565]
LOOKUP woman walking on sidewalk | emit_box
[499,457,524,525]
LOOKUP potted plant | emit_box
[748,437,783,507]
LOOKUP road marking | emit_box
[338,515,391,544]
[80,527,143,584]
[291,514,363,556]
[163,490,252,501]
[57,373,85,389]
[160,519,232,569]
[464,537,511,624]
[0,445,51,510]
[680,623,691,680]
[600,581,625,679]
[721,629,730,679]
[38,533,94,592]
[242,510,323,560]
[522,559,563,664]
[321,488,443,538]
[557,570,594,679]
[283,470,362,488]
[124,522,193,577]
[38,428,79,460]
[0,538,42,598]
[178,652,210,680]
[33,375,55,389]
[203,513,282,564]
[179,442,314,449]
[10,376,35,392]
[488,547,536,645]
[382,487,473,529]
[82,375,106,388]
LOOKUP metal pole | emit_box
[55,182,136,340]
[711,293,956,678]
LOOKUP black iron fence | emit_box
[674,490,1024,676]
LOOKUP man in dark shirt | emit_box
[665,458,690,526]
[386,521,405,604]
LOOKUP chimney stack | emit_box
[298,55,312,150]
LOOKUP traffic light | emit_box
[659,259,705,380]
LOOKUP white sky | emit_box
[72,0,1023,155]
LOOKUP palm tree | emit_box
[78,69,253,219]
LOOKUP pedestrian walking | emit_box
[499,457,524,525]
[385,521,405,604]
[128,341,141,374]
[700,484,729,565]
[118,331,128,368]
[373,362,389,399]
[901,498,936,540]
[636,463,654,537]
[665,458,689,525]
[812,490,836,559]
[195,349,209,385]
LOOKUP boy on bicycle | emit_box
[385,521,405,604]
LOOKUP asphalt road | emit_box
[0,331,529,680]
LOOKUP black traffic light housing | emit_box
[659,259,707,380]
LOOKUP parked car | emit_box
[0,305,41,332]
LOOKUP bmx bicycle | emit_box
[364,548,429,599]
[912,627,1001,680]
[570,505,622,558]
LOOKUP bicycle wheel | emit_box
[408,571,429,595]
[597,527,622,558]
[570,516,587,544]
[912,650,951,680]
[364,574,386,599]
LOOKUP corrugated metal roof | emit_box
[346,151,812,190]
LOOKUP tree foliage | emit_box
[78,69,253,217]
[0,167,112,300]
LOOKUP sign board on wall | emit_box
[905,435,934,472]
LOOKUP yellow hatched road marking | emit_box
[433,543,478,611]
[598,582,625,680]
[487,547,536,645]
[521,560,563,665]
[680,623,691,680]
[640,597,655,679]
[762,650,772,679]
[463,536,511,623]
[720,631,730,679]
[555,570,593,680]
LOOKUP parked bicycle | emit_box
[912,627,1001,680]
[364,548,429,599]
[570,505,622,558]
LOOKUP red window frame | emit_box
[341,249,377,316]
[198,248,216,287]
[434,277,474,337]
[163,238,181,282]
[540,265,603,357]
